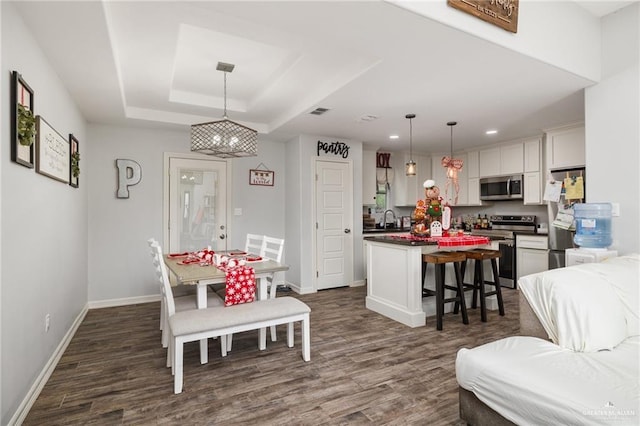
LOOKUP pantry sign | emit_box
[447,0,519,33]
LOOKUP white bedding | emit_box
[518,254,639,352]
[456,335,640,425]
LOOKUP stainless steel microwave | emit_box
[479,175,524,201]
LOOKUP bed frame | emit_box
[458,291,549,425]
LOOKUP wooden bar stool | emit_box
[422,251,469,330]
[458,249,505,322]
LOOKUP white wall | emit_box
[87,124,287,303]
[585,3,640,254]
[1,3,88,423]
[391,0,602,81]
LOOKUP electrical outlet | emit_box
[45,314,50,332]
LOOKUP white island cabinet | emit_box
[364,236,493,327]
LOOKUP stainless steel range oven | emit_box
[471,215,537,288]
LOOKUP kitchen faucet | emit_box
[383,209,397,228]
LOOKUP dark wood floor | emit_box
[24,285,520,425]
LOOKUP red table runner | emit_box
[388,234,490,248]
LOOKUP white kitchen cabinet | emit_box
[524,138,541,173]
[363,150,377,205]
[545,125,585,170]
[466,150,479,178]
[500,143,524,175]
[524,171,542,205]
[479,142,523,177]
[392,153,430,206]
[479,147,501,177]
[516,234,549,281]
[467,177,481,205]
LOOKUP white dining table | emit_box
[164,253,289,363]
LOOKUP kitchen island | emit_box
[364,234,491,327]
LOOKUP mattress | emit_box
[456,335,640,425]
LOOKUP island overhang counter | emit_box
[364,235,491,327]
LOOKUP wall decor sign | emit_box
[116,159,142,198]
[447,0,519,33]
[317,140,350,158]
[376,152,391,168]
[11,71,36,168]
[69,134,80,188]
[36,116,70,183]
[249,168,274,186]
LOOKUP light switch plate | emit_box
[611,203,620,217]
[234,208,242,216]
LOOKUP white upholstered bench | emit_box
[168,296,311,394]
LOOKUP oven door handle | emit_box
[506,178,511,196]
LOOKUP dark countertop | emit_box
[362,228,410,234]
[363,235,437,246]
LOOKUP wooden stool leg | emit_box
[472,259,480,309]
[490,258,505,316]
[453,259,467,314]
[435,263,444,331]
[478,260,487,322]
[454,261,469,325]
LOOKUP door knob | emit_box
[344,228,351,234]
[219,234,226,240]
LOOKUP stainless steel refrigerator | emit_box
[547,167,586,269]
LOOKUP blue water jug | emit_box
[573,203,612,248]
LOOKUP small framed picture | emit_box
[249,169,274,186]
[36,116,70,183]
[11,71,36,168]
[69,134,80,188]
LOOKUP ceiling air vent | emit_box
[310,107,329,115]
[358,114,378,122]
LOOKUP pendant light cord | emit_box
[223,72,228,119]
[409,117,413,159]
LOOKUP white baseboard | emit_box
[9,303,89,426]
[88,294,160,309]
[351,279,365,287]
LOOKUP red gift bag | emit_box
[222,265,256,306]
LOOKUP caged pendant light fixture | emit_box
[190,62,258,158]
[405,113,416,176]
[441,121,464,204]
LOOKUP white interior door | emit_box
[167,157,227,253]
[316,160,353,290]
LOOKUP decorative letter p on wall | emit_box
[116,159,142,198]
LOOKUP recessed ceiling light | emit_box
[389,135,399,140]
[486,130,498,135]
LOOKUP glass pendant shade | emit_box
[406,160,416,176]
[191,62,257,158]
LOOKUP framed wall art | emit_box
[11,71,36,168]
[249,166,274,186]
[36,116,70,183]
[69,134,80,188]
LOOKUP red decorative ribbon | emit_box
[441,156,464,169]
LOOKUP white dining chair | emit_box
[261,236,285,341]
[147,238,225,349]
[224,234,285,350]
[149,241,227,370]
[245,233,264,255]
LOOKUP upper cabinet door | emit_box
[546,126,585,170]
[500,143,524,175]
[479,147,501,177]
[524,138,541,173]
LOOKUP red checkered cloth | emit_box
[435,235,490,248]
[389,234,490,248]
[217,265,256,306]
